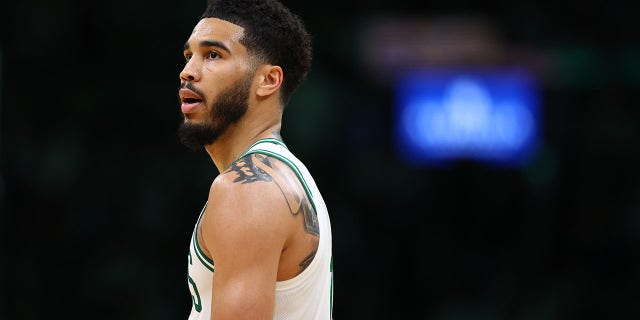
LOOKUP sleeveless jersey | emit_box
[187,138,334,320]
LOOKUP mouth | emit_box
[179,88,204,114]
[183,97,201,104]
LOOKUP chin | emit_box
[182,114,203,123]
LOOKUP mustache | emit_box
[178,82,206,102]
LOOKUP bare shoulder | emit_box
[198,153,296,253]
[202,152,320,279]
[222,152,319,237]
[208,153,291,212]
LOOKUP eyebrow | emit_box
[183,40,231,54]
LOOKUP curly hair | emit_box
[201,0,312,106]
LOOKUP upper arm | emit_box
[199,154,292,320]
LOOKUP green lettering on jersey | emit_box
[188,275,202,312]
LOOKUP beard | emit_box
[177,74,253,150]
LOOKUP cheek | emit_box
[198,78,218,104]
[203,58,235,74]
[201,65,228,99]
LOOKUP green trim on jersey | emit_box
[330,256,334,315]
[192,232,214,272]
[243,138,287,153]
[193,204,214,272]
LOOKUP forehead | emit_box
[186,18,246,51]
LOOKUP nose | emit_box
[180,59,200,82]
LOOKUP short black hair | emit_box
[201,0,312,106]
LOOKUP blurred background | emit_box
[1,0,639,319]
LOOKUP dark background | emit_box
[2,0,639,319]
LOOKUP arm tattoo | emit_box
[224,154,320,237]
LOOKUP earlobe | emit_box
[256,65,283,98]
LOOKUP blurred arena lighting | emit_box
[359,16,506,84]
[359,16,543,166]
[395,68,540,166]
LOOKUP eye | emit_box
[184,53,192,62]
[208,51,220,60]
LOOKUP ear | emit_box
[255,65,283,98]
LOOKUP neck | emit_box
[204,102,282,173]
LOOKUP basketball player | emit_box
[177,0,333,319]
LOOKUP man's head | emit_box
[200,0,312,104]
[177,0,312,150]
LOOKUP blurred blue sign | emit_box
[395,68,539,166]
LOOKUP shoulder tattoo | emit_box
[226,154,272,184]
[224,154,320,236]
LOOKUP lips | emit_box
[179,88,203,114]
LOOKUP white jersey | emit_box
[187,138,333,320]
